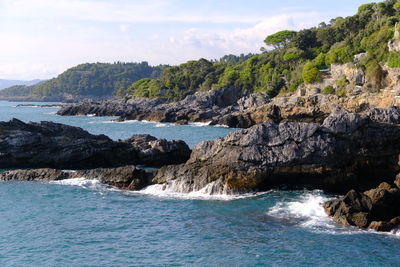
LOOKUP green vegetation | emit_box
[388,51,400,67]
[336,88,347,97]
[322,85,335,94]
[118,0,400,101]
[264,30,297,48]
[336,76,350,89]
[302,61,322,84]
[0,62,165,98]
[4,1,400,101]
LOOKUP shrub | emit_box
[336,88,347,97]
[283,48,303,61]
[314,53,327,69]
[336,76,349,89]
[302,61,322,84]
[322,85,335,94]
[388,51,400,68]
[366,60,385,88]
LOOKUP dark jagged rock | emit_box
[57,87,261,127]
[0,119,190,169]
[323,190,373,228]
[72,166,152,190]
[153,107,400,194]
[0,168,69,181]
[366,106,400,124]
[125,134,191,166]
[0,166,153,191]
[323,182,400,232]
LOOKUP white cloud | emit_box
[164,12,325,60]
[119,24,130,33]
[0,0,332,80]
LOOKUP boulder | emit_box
[323,190,372,228]
[324,182,400,232]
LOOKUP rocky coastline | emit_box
[56,86,400,129]
[0,119,190,169]
[5,105,400,232]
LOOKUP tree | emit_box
[314,53,326,68]
[264,30,297,49]
[283,48,303,61]
[395,0,400,11]
[292,29,318,50]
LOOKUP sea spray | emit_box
[267,190,334,229]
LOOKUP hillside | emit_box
[0,62,165,101]
[0,79,42,90]
[120,0,400,101]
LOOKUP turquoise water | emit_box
[0,101,400,266]
[0,101,234,148]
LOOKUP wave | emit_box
[50,178,113,192]
[188,121,212,127]
[267,190,333,229]
[137,183,266,201]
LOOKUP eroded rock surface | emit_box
[0,119,190,169]
[0,166,153,190]
[153,107,400,194]
[323,181,400,232]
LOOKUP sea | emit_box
[0,100,399,266]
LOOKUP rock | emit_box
[323,190,372,228]
[0,168,69,181]
[0,119,190,169]
[368,221,394,232]
[153,107,400,194]
[395,174,400,189]
[58,87,248,127]
[324,179,400,232]
[330,63,365,86]
[73,166,152,190]
[366,106,400,124]
[0,166,154,191]
[125,134,191,166]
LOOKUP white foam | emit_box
[267,190,334,228]
[213,124,230,128]
[50,178,112,191]
[189,121,212,127]
[155,122,170,127]
[86,114,96,117]
[137,182,266,201]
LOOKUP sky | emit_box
[0,0,373,80]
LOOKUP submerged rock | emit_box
[153,107,400,194]
[0,166,153,191]
[0,119,190,169]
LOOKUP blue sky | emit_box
[0,0,372,80]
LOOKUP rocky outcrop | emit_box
[323,181,400,232]
[152,107,400,194]
[125,134,191,167]
[57,85,400,129]
[0,119,190,169]
[57,87,267,127]
[0,166,153,190]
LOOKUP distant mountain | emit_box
[0,62,166,102]
[0,79,42,90]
